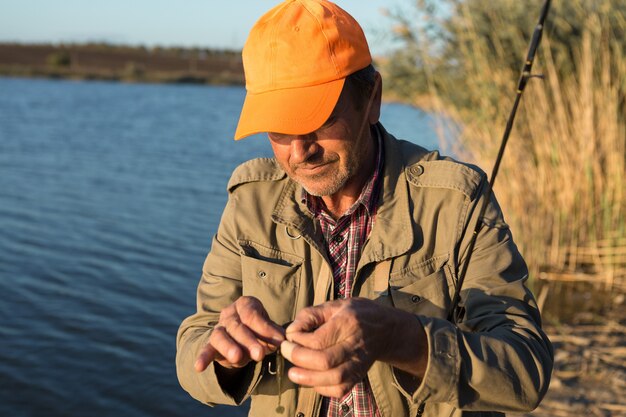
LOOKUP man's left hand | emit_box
[280,298,427,398]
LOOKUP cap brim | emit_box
[234,78,345,140]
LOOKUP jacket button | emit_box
[258,270,267,279]
[412,165,425,176]
[296,413,305,417]
[411,295,421,303]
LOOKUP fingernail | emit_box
[281,340,297,361]
[272,333,286,346]
[251,345,263,360]
[228,347,239,361]
[287,367,302,384]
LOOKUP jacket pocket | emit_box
[239,241,302,326]
[389,254,452,318]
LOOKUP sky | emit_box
[0,0,407,55]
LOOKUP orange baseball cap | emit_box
[234,0,372,140]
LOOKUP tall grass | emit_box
[382,0,626,290]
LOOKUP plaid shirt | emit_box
[303,130,383,417]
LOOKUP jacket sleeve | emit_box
[393,181,554,412]
[175,191,264,406]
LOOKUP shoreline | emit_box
[0,42,245,86]
[0,67,244,86]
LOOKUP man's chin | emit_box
[301,186,330,197]
[299,178,346,197]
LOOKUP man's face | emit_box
[268,81,380,198]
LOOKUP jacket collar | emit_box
[271,123,415,264]
[359,123,414,264]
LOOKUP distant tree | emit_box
[46,51,71,68]
[123,61,145,79]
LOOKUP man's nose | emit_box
[290,134,318,164]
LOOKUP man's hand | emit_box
[195,296,286,372]
[280,298,428,398]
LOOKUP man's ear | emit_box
[368,72,383,125]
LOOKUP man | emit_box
[176,1,553,416]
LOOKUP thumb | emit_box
[285,305,328,335]
[285,302,339,346]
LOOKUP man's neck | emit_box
[320,192,362,220]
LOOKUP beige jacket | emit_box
[176,124,553,417]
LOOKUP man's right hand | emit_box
[194,296,286,372]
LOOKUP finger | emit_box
[245,313,286,347]
[223,317,272,362]
[210,325,251,367]
[280,340,348,371]
[257,338,281,357]
[236,297,286,346]
[313,383,354,399]
[195,343,219,372]
[287,305,353,350]
[286,303,334,337]
[286,319,341,350]
[286,362,360,390]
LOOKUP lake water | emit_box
[0,77,439,417]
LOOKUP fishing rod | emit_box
[447,0,552,323]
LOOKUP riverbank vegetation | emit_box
[0,43,244,84]
[380,0,626,321]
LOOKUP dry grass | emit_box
[383,0,626,293]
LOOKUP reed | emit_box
[382,0,626,289]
